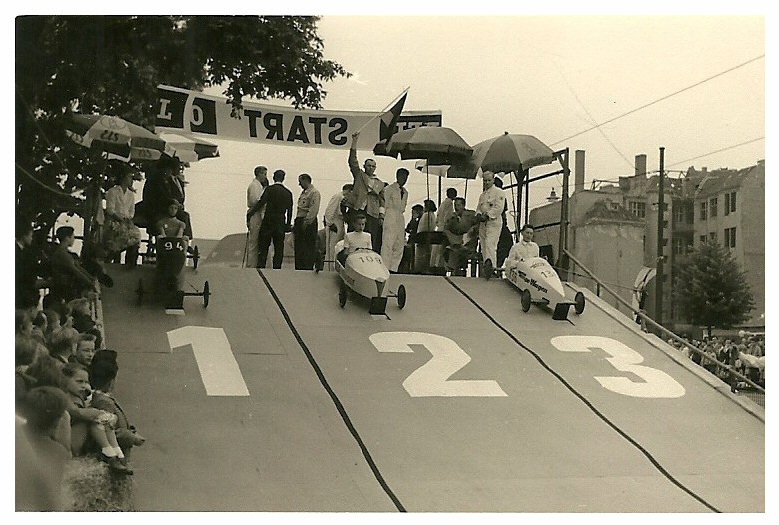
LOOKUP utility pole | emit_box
[655,147,665,326]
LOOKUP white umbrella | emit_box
[160,132,220,163]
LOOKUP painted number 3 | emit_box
[550,336,685,398]
[369,332,507,397]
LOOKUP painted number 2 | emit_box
[369,332,507,397]
[550,336,685,398]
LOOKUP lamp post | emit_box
[655,147,665,325]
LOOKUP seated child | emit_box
[335,212,373,267]
[31,311,48,346]
[60,364,133,475]
[89,357,146,458]
[68,297,102,348]
[156,199,189,241]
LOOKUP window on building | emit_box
[672,238,685,255]
[710,197,718,217]
[629,201,646,219]
[700,201,707,220]
[724,193,730,216]
[686,204,695,224]
[700,235,707,245]
[730,191,736,213]
[728,227,736,248]
[709,231,716,242]
[673,205,686,223]
[724,228,730,247]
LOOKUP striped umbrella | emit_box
[159,132,220,163]
[65,114,166,161]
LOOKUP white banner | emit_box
[155,85,441,150]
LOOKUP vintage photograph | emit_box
[14,8,765,515]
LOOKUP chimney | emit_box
[635,154,647,177]
[574,150,585,193]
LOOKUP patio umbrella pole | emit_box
[437,176,441,207]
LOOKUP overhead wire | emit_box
[549,54,765,147]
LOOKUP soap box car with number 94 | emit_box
[504,256,585,320]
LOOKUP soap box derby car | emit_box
[502,256,585,320]
[136,236,210,312]
[333,248,406,315]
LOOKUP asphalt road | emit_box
[100,263,764,512]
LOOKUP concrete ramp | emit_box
[100,264,764,512]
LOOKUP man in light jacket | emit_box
[476,171,506,279]
[380,168,409,272]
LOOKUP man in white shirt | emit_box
[504,224,540,272]
[294,173,321,270]
[245,166,268,268]
[336,212,373,266]
[323,184,353,270]
[431,187,457,268]
[380,168,409,272]
[475,171,506,278]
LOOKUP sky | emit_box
[167,12,765,240]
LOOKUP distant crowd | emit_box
[666,332,765,390]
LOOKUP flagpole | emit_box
[354,86,410,136]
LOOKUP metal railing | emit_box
[563,248,765,407]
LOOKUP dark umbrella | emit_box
[374,126,473,165]
[374,126,473,202]
[470,132,555,174]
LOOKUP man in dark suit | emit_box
[252,169,294,269]
[16,221,40,309]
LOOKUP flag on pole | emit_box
[378,92,408,143]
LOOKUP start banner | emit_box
[155,85,441,150]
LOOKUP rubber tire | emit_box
[136,279,144,305]
[339,281,348,308]
[520,289,532,313]
[203,281,210,308]
[192,245,200,270]
[397,284,406,309]
[574,291,586,314]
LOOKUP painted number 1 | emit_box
[167,326,249,397]
[550,335,685,398]
[369,332,507,397]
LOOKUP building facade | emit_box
[527,152,764,331]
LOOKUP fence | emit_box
[563,249,765,408]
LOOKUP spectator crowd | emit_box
[666,332,765,390]
[15,219,145,511]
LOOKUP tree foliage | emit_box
[15,15,349,233]
[674,242,755,332]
